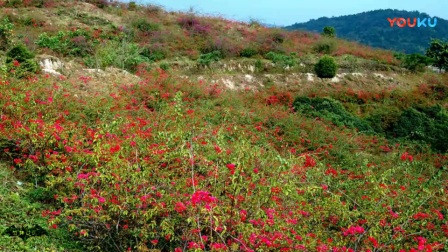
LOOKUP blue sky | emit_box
[125,0,448,26]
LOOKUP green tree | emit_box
[314,55,338,78]
[426,39,448,71]
[322,26,336,37]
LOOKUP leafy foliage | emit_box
[0,17,13,50]
[322,26,336,37]
[313,38,337,54]
[132,19,160,33]
[293,96,373,132]
[426,39,448,71]
[5,44,39,78]
[391,106,448,152]
[396,53,432,72]
[86,41,150,72]
[240,48,258,58]
[314,55,338,78]
[35,30,95,57]
[265,51,296,67]
[0,166,82,251]
[197,50,222,66]
[140,47,166,62]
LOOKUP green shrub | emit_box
[197,50,222,66]
[3,224,47,240]
[5,44,40,78]
[128,1,138,11]
[322,26,336,37]
[265,51,296,67]
[366,108,402,134]
[140,47,166,62]
[159,62,170,71]
[391,106,448,152]
[92,41,150,72]
[0,166,82,251]
[313,38,337,54]
[0,17,13,50]
[35,30,94,57]
[26,187,55,203]
[255,59,264,72]
[132,19,160,33]
[314,55,338,78]
[240,48,258,58]
[293,96,372,132]
[401,53,432,72]
[6,44,34,62]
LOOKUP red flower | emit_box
[226,163,236,174]
[368,236,379,248]
[240,209,247,222]
[401,152,414,162]
[13,60,20,67]
[210,243,227,250]
[433,209,444,220]
[175,202,187,213]
[304,155,316,168]
[65,145,74,153]
[110,144,121,154]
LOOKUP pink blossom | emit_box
[342,225,365,236]
[191,190,217,210]
[77,173,89,180]
[98,197,106,203]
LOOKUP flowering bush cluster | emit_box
[0,67,447,251]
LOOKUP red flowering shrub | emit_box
[1,70,444,251]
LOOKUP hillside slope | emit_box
[285,9,448,54]
[0,1,448,251]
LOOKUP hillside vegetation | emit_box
[0,1,448,251]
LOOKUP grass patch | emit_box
[0,164,83,251]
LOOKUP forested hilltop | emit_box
[285,9,448,53]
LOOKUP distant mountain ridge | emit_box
[285,9,448,54]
